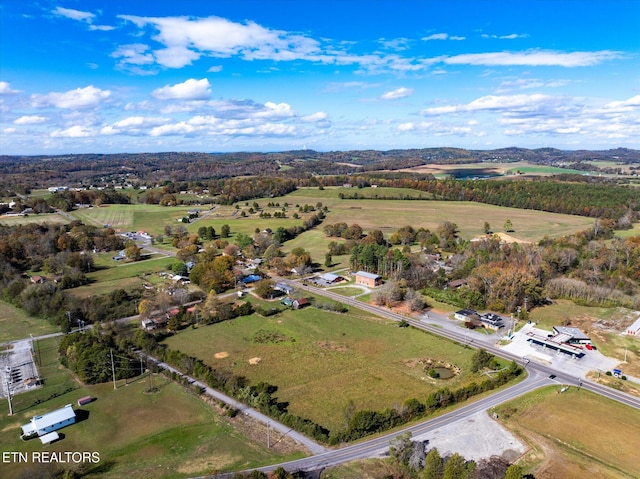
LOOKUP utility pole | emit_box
[5,373,13,415]
[267,421,270,449]
[110,348,117,390]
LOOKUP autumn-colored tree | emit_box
[138,299,154,319]
[124,241,141,261]
[253,279,274,298]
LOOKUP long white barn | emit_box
[21,404,76,438]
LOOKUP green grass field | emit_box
[494,386,640,479]
[271,187,595,243]
[528,300,620,332]
[0,213,70,226]
[0,337,302,479]
[67,255,179,299]
[0,301,59,343]
[163,305,492,432]
[70,204,199,235]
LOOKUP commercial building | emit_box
[354,271,382,288]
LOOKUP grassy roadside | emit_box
[0,337,304,479]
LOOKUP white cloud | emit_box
[482,33,529,40]
[421,94,560,115]
[418,93,640,141]
[51,125,93,138]
[422,33,466,42]
[152,78,211,100]
[112,116,166,128]
[396,121,483,136]
[14,115,47,125]
[207,65,223,73]
[53,7,95,22]
[115,15,427,74]
[422,33,449,41]
[302,112,328,122]
[112,44,155,66]
[255,102,294,118]
[323,81,379,93]
[3,128,17,134]
[443,50,620,67]
[495,78,572,93]
[118,15,322,69]
[31,85,111,109]
[379,37,412,51]
[150,122,196,136]
[99,126,118,136]
[89,25,115,32]
[100,116,167,135]
[0,82,21,95]
[381,87,414,100]
[602,95,640,112]
[53,6,114,31]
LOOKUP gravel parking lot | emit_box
[412,410,526,462]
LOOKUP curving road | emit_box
[6,276,639,477]
[204,281,640,477]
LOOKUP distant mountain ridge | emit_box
[1,147,638,193]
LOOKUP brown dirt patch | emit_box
[315,340,349,352]
[198,395,306,456]
[248,357,262,365]
[176,453,240,474]
[472,232,531,244]
[214,351,229,359]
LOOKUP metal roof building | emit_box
[21,404,76,438]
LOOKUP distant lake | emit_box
[447,168,504,180]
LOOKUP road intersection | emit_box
[3,279,639,477]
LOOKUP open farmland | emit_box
[0,300,59,343]
[494,386,640,479]
[69,255,178,299]
[163,304,494,432]
[0,213,70,226]
[0,338,301,479]
[70,204,200,235]
[395,161,595,178]
[269,187,595,248]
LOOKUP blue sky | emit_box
[1,0,639,155]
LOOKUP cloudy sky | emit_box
[1,0,639,155]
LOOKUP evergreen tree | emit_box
[423,448,443,479]
[504,464,524,479]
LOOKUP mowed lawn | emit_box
[164,307,481,432]
[69,255,178,299]
[70,204,199,235]
[0,338,300,479]
[0,300,59,342]
[495,386,640,479]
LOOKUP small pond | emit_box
[433,367,455,379]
